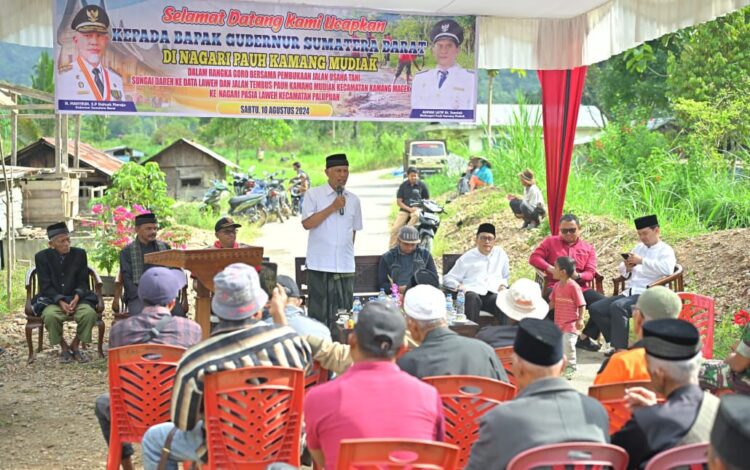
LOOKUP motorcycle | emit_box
[413,199,445,252]
[199,180,229,213]
[263,171,287,222]
[289,176,306,216]
[227,191,268,227]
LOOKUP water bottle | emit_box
[352,297,362,323]
[456,289,466,321]
[445,293,455,323]
[378,288,387,303]
[390,283,400,305]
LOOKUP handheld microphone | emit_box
[336,186,344,215]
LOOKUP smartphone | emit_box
[621,253,631,260]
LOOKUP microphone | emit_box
[336,186,344,215]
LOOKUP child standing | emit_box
[549,256,586,379]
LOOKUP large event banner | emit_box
[54,0,477,121]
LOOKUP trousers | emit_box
[306,270,354,329]
[95,393,135,460]
[509,199,540,224]
[465,291,502,324]
[41,303,96,345]
[588,294,640,349]
[141,422,203,470]
[389,210,420,248]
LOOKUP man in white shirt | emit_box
[57,5,124,103]
[301,154,363,329]
[588,214,676,354]
[410,19,475,118]
[443,223,509,323]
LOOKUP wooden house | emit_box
[146,139,238,201]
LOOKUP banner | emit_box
[53,0,477,121]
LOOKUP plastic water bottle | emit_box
[456,289,466,321]
[378,288,387,303]
[445,293,455,323]
[390,283,400,305]
[352,297,362,323]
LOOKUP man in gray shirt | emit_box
[466,319,609,470]
[397,285,507,382]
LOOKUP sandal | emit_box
[59,350,74,364]
[72,350,90,363]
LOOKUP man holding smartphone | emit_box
[588,215,676,355]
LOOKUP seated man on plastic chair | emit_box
[699,318,750,395]
[140,264,311,470]
[95,267,202,470]
[33,222,98,364]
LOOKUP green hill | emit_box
[0,42,51,86]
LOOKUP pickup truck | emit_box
[402,140,448,175]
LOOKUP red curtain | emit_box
[537,67,587,235]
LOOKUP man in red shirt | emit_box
[528,213,605,351]
[304,301,445,469]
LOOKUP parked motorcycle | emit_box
[413,199,445,252]
[199,180,229,213]
[263,171,287,222]
[289,176,305,216]
[227,191,268,227]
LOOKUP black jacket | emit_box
[33,247,96,313]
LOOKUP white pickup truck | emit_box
[402,140,448,175]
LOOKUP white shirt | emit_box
[443,246,510,295]
[302,184,363,273]
[618,240,676,296]
[524,184,545,209]
[57,57,124,102]
[410,64,475,111]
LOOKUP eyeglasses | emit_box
[560,228,578,235]
[478,235,495,242]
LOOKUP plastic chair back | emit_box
[305,360,329,392]
[678,293,715,359]
[107,344,186,470]
[588,381,655,435]
[493,346,517,386]
[336,438,460,470]
[423,376,516,468]
[203,366,305,469]
[506,442,629,470]
[644,443,708,470]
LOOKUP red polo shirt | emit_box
[529,235,598,291]
[304,361,445,469]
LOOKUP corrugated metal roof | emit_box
[40,137,124,176]
[150,138,239,169]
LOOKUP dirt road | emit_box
[255,168,401,276]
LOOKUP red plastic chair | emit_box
[506,442,629,470]
[588,381,659,435]
[678,293,715,359]
[644,443,708,470]
[107,344,186,470]
[493,346,517,386]
[423,376,516,469]
[203,366,305,469]
[336,438,460,470]
[305,360,330,392]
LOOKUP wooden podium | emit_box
[145,247,264,338]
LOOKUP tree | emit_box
[201,118,291,164]
[30,51,54,93]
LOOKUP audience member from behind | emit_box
[612,319,718,470]
[274,275,331,341]
[595,286,682,385]
[700,315,750,395]
[379,225,437,293]
[33,222,98,364]
[443,223,509,323]
[549,256,586,380]
[467,319,609,470]
[508,168,546,229]
[304,301,445,470]
[476,278,548,348]
[140,263,311,470]
[708,395,750,470]
[97,267,202,470]
[397,285,508,382]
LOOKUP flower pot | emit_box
[101,275,116,297]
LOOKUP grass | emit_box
[172,202,261,241]
[0,265,29,317]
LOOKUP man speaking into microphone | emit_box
[301,153,363,329]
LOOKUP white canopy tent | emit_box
[1,0,748,69]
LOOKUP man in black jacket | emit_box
[33,222,98,363]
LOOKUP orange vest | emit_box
[594,347,650,385]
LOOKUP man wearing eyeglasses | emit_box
[410,18,475,117]
[529,213,605,351]
[211,217,250,249]
[443,223,509,323]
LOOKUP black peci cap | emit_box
[135,213,158,226]
[634,214,659,230]
[514,318,563,366]
[46,222,70,240]
[642,318,702,361]
[326,153,349,169]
